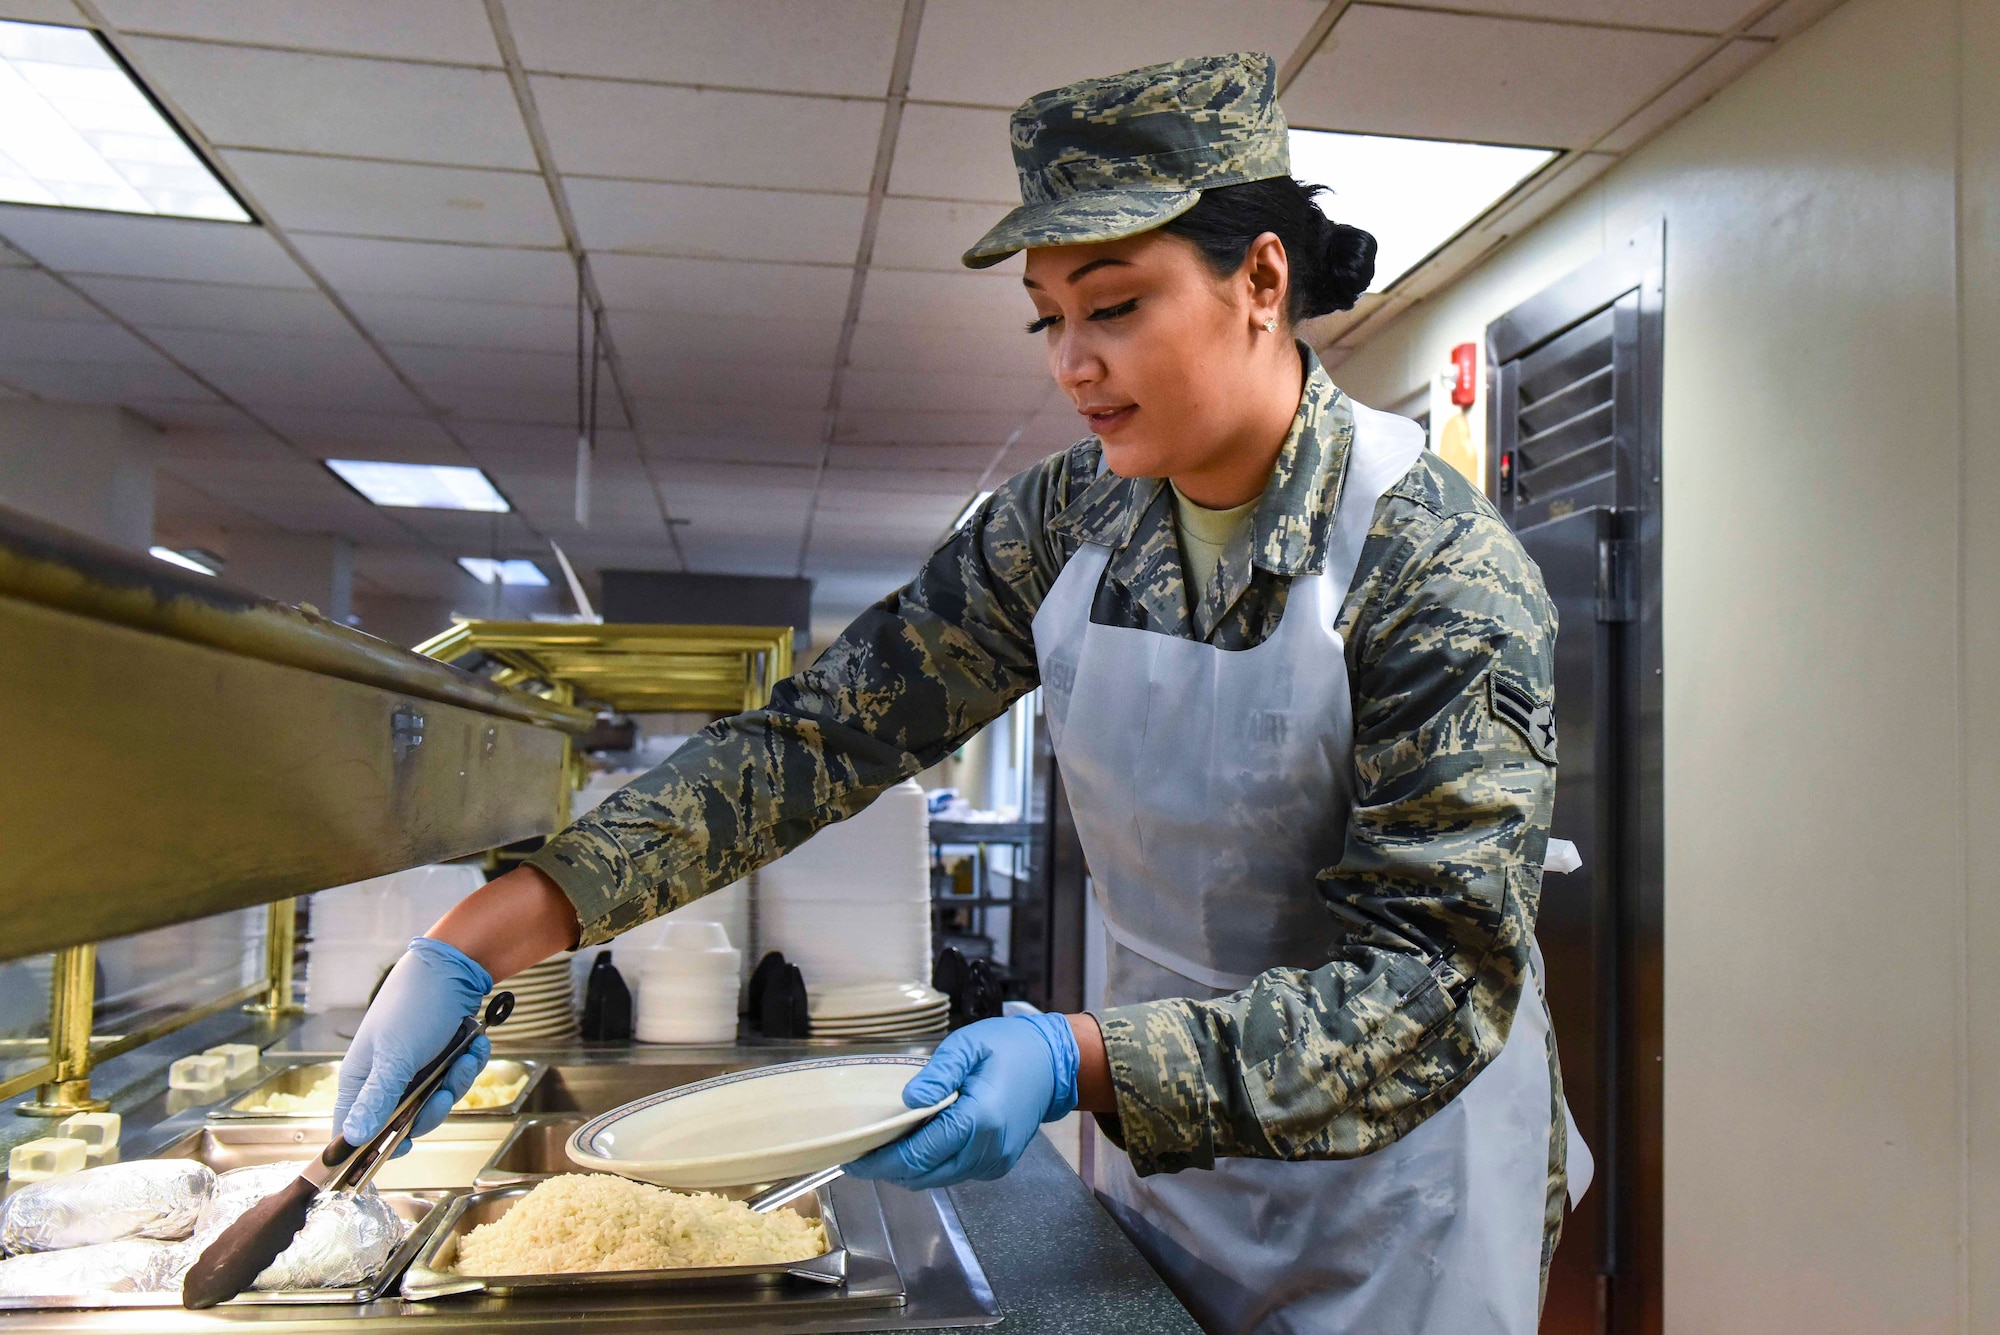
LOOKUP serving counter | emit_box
[0,1013,1201,1335]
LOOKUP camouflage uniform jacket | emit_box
[530,347,1563,1225]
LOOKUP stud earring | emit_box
[1263,317,1278,333]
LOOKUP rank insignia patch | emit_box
[1489,670,1557,765]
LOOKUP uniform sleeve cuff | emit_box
[526,824,630,948]
[1093,1000,1218,1176]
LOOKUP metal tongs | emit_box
[180,992,514,1309]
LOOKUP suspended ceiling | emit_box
[0,0,1845,634]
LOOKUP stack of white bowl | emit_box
[633,922,741,1045]
[485,953,578,1046]
[757,779,932,996]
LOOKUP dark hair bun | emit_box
[1161,178,1378,323]
[1304,217,1375,318]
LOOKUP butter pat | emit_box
[167,1054,229,1092]
[8,1137,87,1181]
[56,1111,120,1158]
[203,1043,260,1078]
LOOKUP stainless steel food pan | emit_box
[474,1114,591,1187]
[154,1120,511,1192]
[0,1189,453,1311]
[212,1057,545,1119]
[400,1182,847,1300]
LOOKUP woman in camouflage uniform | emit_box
[334,52,1577,1335]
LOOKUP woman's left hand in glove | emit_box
[844,1012,1080,1189]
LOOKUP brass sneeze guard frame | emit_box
[0,505,592,1114]
[414,620,794,716]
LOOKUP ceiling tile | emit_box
[0,206,309,285]
[345,293,574,353]
[224,151,560,245]
[94,0,502,63]
[126,39,535,169]
[1,358,217,403]
[125,399,264,432]
[591,253,851,322]
[0,2,86,22]
[908,0,1325,106]
[504,0,903,96]
[847,320,1049,378]
[1381,0,1763,29]
[1597,38,1767,152]
[69,276,356,337]
[428,381,574,425]
[872,196,1019,273]
[0,269,103,322]
[830,442,994,471]
[253,407,458,453]
[835,408,1025,444]
[0,316,165,364]
[1751,0,1848,38]
[644,435,822,467]
[840,368,1049,415]
[455,420,591,454]
[890,104,1018,203]
[605,310,843,370]
[633,400,823,443]
[155,427,298,463]
[857,268,1030,330]
[566,178,866,264]
[533,77,882,193]
[1284,6,1712,148]
[145,327,424,411]
[623,360,832,409]
[290,236,574,303]
[390,342,573,394]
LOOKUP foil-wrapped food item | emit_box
[0,1239,191,1297]
[191,1164,405,1290]
[1,1161,213,1254]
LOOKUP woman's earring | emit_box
[1263,317,1278,333]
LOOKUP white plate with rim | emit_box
[807,982,946,1021]
[808,1016,948,1035]
[565,1054,953,1189]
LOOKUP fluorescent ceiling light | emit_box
[1287,130,1555,294]
[327,459,510,512]
[0,20,247,221]
[954,490,995,531]
[459,557,549,587]
[149,545,216,575]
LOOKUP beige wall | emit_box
[0,401,158,551]
[1337,0,1990,1329]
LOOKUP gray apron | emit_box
[1034,402,1579,1335]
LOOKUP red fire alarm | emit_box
[1450,342,1478,408]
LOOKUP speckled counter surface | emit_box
[939,1135,1203,1335]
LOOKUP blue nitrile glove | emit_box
[845,1013,1079,1189]
[331,938,492,1156]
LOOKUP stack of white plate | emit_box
[807,981,949,1042]
[485,953,577,1046]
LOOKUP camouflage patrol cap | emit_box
[961,51,1290,269]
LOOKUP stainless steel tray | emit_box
[401,1182,847,1301]
[155,1120,511,1192]
[0,1189,454,1311]
[474,1113,590,1187]
[211,1058,545,1119]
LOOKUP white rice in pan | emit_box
[451,1174,826,1274]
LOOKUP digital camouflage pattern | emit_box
[963,51,1292,269]
[530,348,1565,1263]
